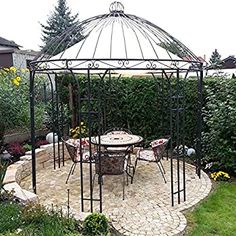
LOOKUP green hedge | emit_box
[59,75,200,144]
[202,77,236,175]
[58,75,235,175]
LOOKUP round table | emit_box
[91,134,143,147]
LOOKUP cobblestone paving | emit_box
[21,156,212,236]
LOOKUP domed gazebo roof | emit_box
[33,1,201,72]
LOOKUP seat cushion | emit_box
[66,139,91,162]
[137,149,155,162]
[66,138,89,147]
[76,151,91,162]
[151,138,168,148]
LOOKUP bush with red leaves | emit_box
[35,139,49,147]
[7,142,25,160]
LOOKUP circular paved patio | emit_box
[20,156,211,236]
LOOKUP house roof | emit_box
[207,55,236,70]
[0,36,21,49]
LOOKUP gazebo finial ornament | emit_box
[109,1,124,13]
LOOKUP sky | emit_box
[1,0,235,61]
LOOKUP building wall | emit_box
[12,51,36,69]
[206,68,236,78]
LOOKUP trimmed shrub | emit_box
[202,77,236,175]
[83,212,109,236]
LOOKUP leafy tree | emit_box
[209,49,222,68]
[41,0,83,55]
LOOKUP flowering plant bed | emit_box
[210,171,230,181]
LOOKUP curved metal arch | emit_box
[34,2,200,64]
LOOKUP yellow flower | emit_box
[10,67,17,73]
[16,76,21,82]
[12,78,20,86]
[210,171,230,181]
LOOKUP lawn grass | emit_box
[186,181,236,236]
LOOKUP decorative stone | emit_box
[46,132,58,144]
[187,148,196,157]
[4,182,39,204]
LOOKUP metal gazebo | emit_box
[30,2,203,213]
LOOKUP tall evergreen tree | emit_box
[209,49,222,68]
[41,0,83,55]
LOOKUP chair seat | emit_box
[75,151,92,162]
[137,149,156,162]
[134,138,169,183]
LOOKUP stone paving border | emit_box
[14,145,211,236]
[4,144,212,236]
[2,143,66,203]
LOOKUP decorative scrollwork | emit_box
[66,60,73,68]
[146,60,157,69]
[87,60,100,69]
[118,60,129,68]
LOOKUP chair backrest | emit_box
[64,141,78,163]
[151,138,168,161]
[95,151,126,175]
[62,138,88,163]
[104,128,132,135]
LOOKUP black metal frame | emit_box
[29,2,203,212]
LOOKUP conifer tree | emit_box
[41,0,82,55]
[209,49,222,68]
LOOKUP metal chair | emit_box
[104,128,134,174]
[93,150,130,200]
[63,138,93,184]
[104,127,132,135]
[134,138,169,183]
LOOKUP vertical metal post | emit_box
[43,82,47,105]
[55,75,61,168]
[87,69,94,213]
[164,71,174,206]
[30,70,36,193]
[182,72,189,202]
[176,69,181,204]
[70,72,85,212]
[67,188,70,218]
[48,74,56,170]
[196,65,204,178]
